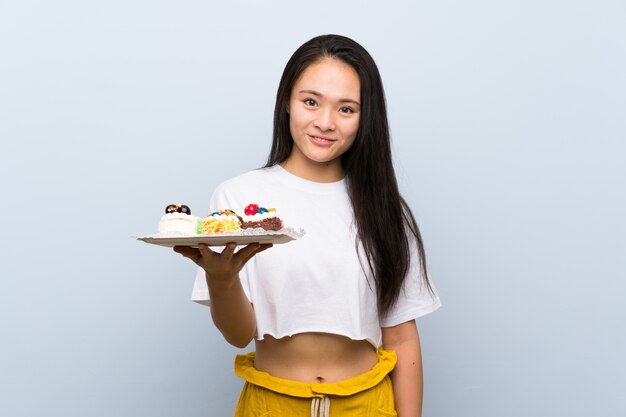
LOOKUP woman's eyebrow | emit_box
[297,89,361,106]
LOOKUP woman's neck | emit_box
[280,152,344,183]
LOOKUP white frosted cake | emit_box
[158,204,201,235]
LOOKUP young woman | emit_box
[175,34,441,417]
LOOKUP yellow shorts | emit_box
[233,348,397,417]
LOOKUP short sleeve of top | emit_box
[378,231,442,328]
[191,165,441,347]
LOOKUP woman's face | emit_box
[286,58,361,179]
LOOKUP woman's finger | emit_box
[258,243,273,252]
[236,243,273,265]
[197,243,216,260]
[173,246,202,264]
[220,242,237,261]
[234,243,260,262]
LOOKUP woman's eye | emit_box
[304,99,317,106]
[339,107,354,114]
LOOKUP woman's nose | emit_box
[313,109,336,131]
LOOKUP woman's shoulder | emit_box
[216,166,281,190]
[209,165,288,210]
[215,166,279,193]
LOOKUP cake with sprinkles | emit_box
[241,203,283,231]
[201,209,242,234]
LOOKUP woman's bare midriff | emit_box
[253,333,379,384]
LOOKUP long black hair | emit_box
[266,34,432,316]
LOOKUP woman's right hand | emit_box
[173,242,271,347]
[173,242,272,287]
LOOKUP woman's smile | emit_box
[307,134,336,147]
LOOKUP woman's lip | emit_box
[307,134,336,147]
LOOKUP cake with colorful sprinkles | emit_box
[158,204,202,235]
[201,209,242,234]
[241,203,283,231]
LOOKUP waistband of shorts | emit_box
[234,347,397,398]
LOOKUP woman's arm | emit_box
[382,320,424,417]
[175,242,272,348]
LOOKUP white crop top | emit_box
[191,165,441,347]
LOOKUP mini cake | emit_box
[241,203,283,231]
[201,209,242,234]
[158,204,201,235]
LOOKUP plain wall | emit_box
[1,1,624,416]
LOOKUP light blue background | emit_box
[1,1,624,416]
